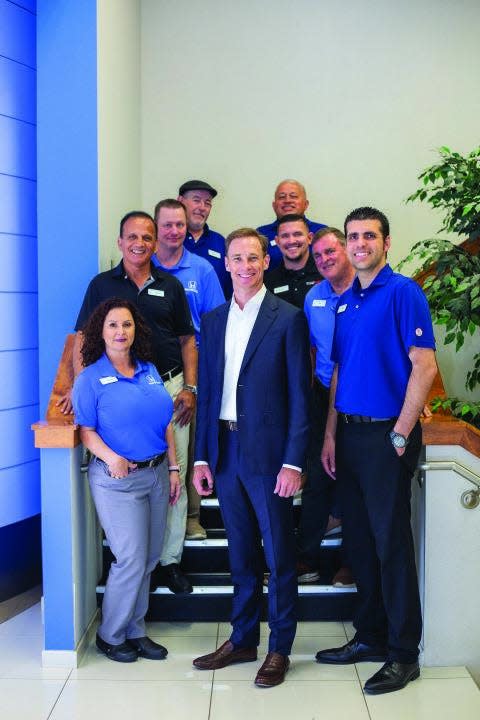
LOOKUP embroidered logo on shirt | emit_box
[270,240,277,246]
[99,376,118,385]
[146,375,161,385]
[337,304,347,313]
[415,328,423,336]
[312,299,326,307]
[186,280,198,293]
[148,288,165,297]
[208,249,221,259]
[274,285,289,294]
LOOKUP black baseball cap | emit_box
[178,179,218,198]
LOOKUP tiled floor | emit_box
[1,604,479,720]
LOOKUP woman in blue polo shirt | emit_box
[73,298,180,664]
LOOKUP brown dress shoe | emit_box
[254,652,290,687]
[193,640,257,670]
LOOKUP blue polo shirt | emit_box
[183,224,232,297]
[304,278,342,388]
[152,248,225,344]
[73,354,174,460]
[256,217,327,271]
[332,265,435,417]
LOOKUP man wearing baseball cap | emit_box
[178,180,232,297]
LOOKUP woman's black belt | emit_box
[130,452,166,468]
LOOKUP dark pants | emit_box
[215,428,297,656]
[297,379,340,567]
[336,418,422,663]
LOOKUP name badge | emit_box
[312,299,326,307]
[148,288,164,297]
[337,303,347,313]
[99,376,118,385]
[208,249,221,259]
[270,240,277,246]
[274,285,289,294]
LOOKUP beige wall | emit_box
[97,0,141,270]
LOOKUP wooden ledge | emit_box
[31,420,80,449]
[421,414,480,458]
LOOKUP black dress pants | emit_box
[296,379,336,568]
[336,418,422,663]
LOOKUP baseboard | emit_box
[42,608,100,668]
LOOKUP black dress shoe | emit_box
[96,633,138,663]
[128,636,168,660]
[364,660,420,694]
[315,637,388,665]
[161,563,193,594]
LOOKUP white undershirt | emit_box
[220,285,267,421]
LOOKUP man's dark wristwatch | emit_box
[389,430,409,449]
[183,384,197,395]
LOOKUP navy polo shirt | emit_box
[75,261,194,375]
[152,248,225,344]
[265,254,320,309]
[183,223,232,297]
[332,265,435,417]
[73,354,174,460]
[304,278,342,387]
[256,217,327,271]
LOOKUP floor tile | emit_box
[0,678,65,720]
[0,635,71,680]
[210,680,369,720]
[291,636,358,681]
[365,677,480,720]
[218,620,346,640]
[50,679,212,720]
[146,620,218,638]
[343,621,355,640]
[71,635,216,681]
[0,604,43,638]
[420,665,471,679]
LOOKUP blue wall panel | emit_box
[0,234,37,292]
[0,173,36,235]
[0,114,36,178]
[0,56,36,122]
[0,404,39,469]
[0,460,40,526]
[0,292,38,350]
[0,0,36,68]
[0,349,39,407]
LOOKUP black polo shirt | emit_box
[75,261,194,375]
[264,255,320,308]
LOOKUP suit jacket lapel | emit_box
[213,302,229,381]
[240,292,278,374]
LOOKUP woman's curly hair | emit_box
[80,298,155,367]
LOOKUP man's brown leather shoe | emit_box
[193,640,257,670]
[254,652,290,687]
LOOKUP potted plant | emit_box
[397,145,480,428]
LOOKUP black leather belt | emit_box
[160,366,182,382]
[220,420,238,431]
[130,452,166,468]
[341,414,395,424]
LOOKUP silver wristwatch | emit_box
[183,384,197,395]
[389,430,408,449]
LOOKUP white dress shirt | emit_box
[220,285,267,420]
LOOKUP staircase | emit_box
[97,495,357,622]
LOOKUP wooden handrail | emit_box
[31,334,80,448]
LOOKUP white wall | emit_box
[140,0,479,265]
[138,0,480,397]
[97,0,141,270]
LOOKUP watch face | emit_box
[390,431,406,448]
